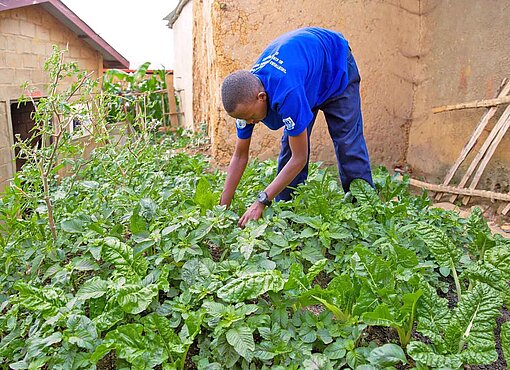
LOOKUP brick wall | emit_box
[0,4,103,189]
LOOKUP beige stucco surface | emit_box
[189,0,509,195]
[194,0,420,170]
[0,5,102,189]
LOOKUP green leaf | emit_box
[350,178,381,207]
[486,246,510,277]
[93,304,125,332]
[63,314,98,350]
[392,244,419,268]
[412,282,501,367]
[368,343,407,367]
[194,177,218,213]
[446,283,501,362]
[141,313,185,355]
[226,326,255,360]
[61,218,85,233]
[215,334,240,367]
[502,322,510,365]
[13,281,66,317]
[306,258,328,285]
[102,237,147,278]
[116,284,159,314]
[351,247,393,293]
[415,223,462,267]
[415,280,451,346]
[217,270,285,302]
[25,332,62,361]
[323,340,347,360]
[130,207,147,234]
[202,301,228,318]
[465,207,495,258]
[71,256,99,271]
[139,197,157,220]
[362,303,395,327]
[283,263,308,295]
[267,232,288,247]
[300,227,317,238]
[312,295,350,322]
[301,244,326,263]
[408,341,463,369]
[302,353,334,370]
[76,277,109,300]
[463,262,510,305]
[100,323,167,369]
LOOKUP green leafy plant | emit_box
[1,50,508,369]
[408,281,502,369]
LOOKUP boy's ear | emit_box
[257,91,267,101]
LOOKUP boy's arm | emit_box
[238,129,308,227]
[220,137,251,207]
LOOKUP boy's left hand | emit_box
[238,201,265,228]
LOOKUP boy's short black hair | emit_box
[221,70,260,113]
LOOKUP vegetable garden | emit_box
[1,48,509,370]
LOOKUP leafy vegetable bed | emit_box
[1,136,509,370]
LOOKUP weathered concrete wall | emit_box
[173,1,194,130]
[190,0,509,192]
[409,1,510,193]
[197,0,420,170]
[0,5,102,189]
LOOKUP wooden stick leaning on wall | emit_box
[501,200,510,216]
[165,73,179,127]
[449,104,510,203]
[432,95,510,113]
[434,79,510,200]
[395,174,510,202]
[461,112,510,205]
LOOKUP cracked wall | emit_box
[191,0,509,190]
[197,0,420,170]
[408,0,510,194]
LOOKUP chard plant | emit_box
[408,281,502,369]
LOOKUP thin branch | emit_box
[432,96,510,113]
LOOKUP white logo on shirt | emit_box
[236,119,247,129]
[283,117,295,130]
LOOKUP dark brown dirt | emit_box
[184,342,200,370]
[207,240,223,262]
[96,350,116,370]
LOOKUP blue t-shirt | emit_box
[236,27,350,139]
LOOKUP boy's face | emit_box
[229,91,268,126]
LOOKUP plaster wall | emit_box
[0,5,102,189]
[193,0,220,136]
[408,1,510,193]
[196,0,421,171]
[172,2,194,130]
[188,0,509,192]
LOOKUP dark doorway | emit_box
[10,101,40,172]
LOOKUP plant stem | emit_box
[41,170,57,240]
[450,260,462,303]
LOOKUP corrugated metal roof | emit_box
[0,0,129,69]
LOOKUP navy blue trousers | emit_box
[275,51,374,201]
